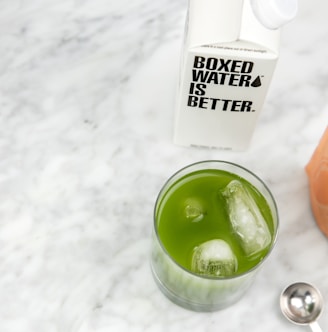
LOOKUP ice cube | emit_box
[184,198,204,223]
[222,180,272,256]
[191,239,238,277]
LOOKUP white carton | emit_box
[174,0,297,150]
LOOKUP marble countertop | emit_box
[1,0,328,331]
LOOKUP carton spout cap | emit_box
[250,0,298,29]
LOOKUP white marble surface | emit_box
[0,0,328,331]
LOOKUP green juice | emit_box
[156,169,275,276]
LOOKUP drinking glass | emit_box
[150,160,278,311]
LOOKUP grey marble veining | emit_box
[0,0,327,331]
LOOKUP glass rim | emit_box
[153,160,279,281]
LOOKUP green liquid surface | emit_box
[156,169,275,276]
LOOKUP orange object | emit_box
[305,126,328,237]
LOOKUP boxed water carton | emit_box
[174,0,297,150]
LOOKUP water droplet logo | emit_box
[251,76,262,88]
